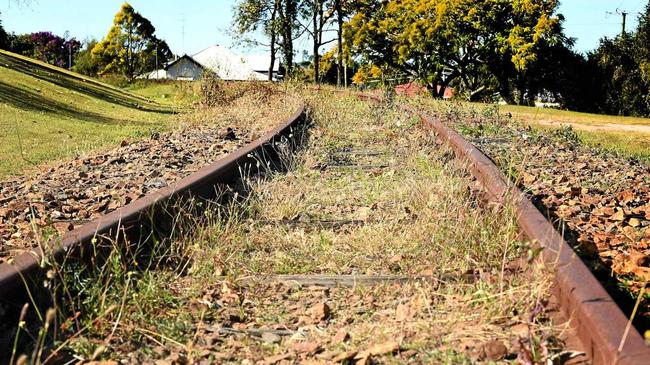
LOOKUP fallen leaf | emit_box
[611,210,626,221]
[332,328,350,343]
[355,341,400,359]
[332,350,358,362]
[291,341,321,354]
[479,340,508,361]
[395,303,412,322]
[311,302,330,321]
[263,353,292,364]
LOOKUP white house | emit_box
[137,69,168,80]
[192,45,267,81]
[165,55,205,81]
[245,54,281,80]
[139,45,277,81]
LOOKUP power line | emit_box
[606,8,630,35]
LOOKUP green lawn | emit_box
[498,103,650,127]
[0,50,191,178]
[126,80,201,106]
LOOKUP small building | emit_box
[137,69,168,80]
[192,45,267,81]
[245,54,281,80]
[395,81,428,97]
[137,45,277,81]
[436,85,454,99]
[394,82,454,99]
[165,54,205,81]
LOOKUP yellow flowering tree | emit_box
[92,3,172,79]
[346,0,562,101]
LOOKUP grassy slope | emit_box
[0,50,186,178]
[499,103,650,127]
[497,103,650,159]
[126,80,201,106]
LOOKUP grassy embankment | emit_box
[0,50,197,178]
[495,103,650,159]
[19,90,567,363]
[411,96,650,159]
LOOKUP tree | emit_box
[92,2,172,79]
[233,0,302,78]
[332,0,354,86]
[73,39,101,76]
[591,36,647,116]
[300,0,337,83]
[6,31,81,68]
[279,0,300,76]
[233,0,282,81]
[635,2,650,113]
[0,13,8,50]
[346,0,562,101]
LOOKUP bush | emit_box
[100,74,131,88]
[200,72,277,107]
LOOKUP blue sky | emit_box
[0,0,648,57]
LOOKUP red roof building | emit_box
[395,82,454,99]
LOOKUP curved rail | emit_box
[0,104,306,299]
[398,103,650,365]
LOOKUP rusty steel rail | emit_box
[396,103,650,365]
[0,104,306,299]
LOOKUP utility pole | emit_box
[620,9,628,36]
[64,30,72,70]
[155,42,158,75]
[607,8,629,36]
[181,13,186,55]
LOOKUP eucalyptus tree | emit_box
[92,3,171,79]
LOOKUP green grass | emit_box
[577,130,650,159]
[534,124,650,160]
[498,103,650,127]
[496,103,650,159]
[126,80,202,106]
[0,50,187,178]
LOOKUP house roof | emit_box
[164,54,206,71]
[137,69,168,80]
[245,54,280,73]
[191,45,267,81]
[395,82,428,97]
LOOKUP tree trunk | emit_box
[268,0,279,81]
[516,73,526,105]
[335,0,343,87]
[281,0,296,77]
[312,1,320,84]
[127,27,133,79]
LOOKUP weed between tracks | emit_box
[11,91,566,364]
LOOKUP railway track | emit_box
[0,104,306,358]
[398,103,650,364]
[0,90,649,363]
[356,91,650,364]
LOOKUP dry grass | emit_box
[413,97,650,160]
[11,89,567,364]
[184,81,302,138]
